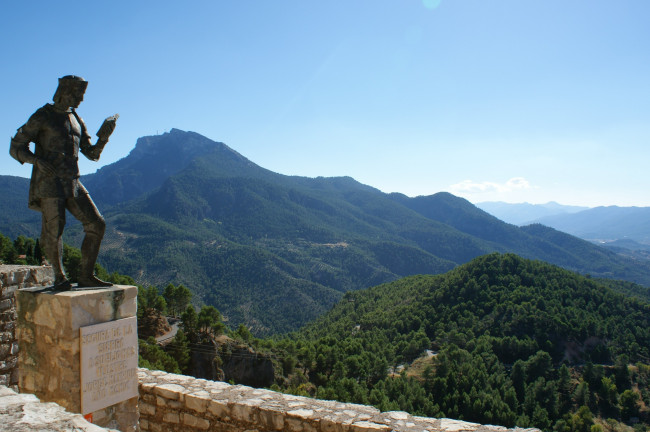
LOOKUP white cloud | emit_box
[449,177,532,195]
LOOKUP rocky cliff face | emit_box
[218,341,275,388]
[189,341,223,381]
[186,336,275,388]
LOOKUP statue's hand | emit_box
[103,121,116,137]
[85,146,102,161]
[35,158,56,176]
[96,114,119,142]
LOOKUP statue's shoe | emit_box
[77,275,113,288]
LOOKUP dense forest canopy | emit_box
[301,253,649,363]
[2,231,649,431]
[264,253,650,431]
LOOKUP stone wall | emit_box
[3,370,536,432]
[0,265,53,389]
[138,368,532,432]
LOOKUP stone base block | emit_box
[16,285,138,431]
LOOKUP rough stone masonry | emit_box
[16,282,139,431]
[138,368,539,432]
[0,265,53,389]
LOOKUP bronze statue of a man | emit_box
[10,75,118,290]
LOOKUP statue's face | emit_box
[60,86,86,109]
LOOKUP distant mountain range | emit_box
[477,201,650,251]
[0,175,40,239]
[533,207,650,244]
[2,129,650,335]
[475,201,589,226]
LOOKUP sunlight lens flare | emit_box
[422,0,442,10]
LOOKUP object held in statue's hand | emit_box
[96,114,119,140]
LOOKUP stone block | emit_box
[15,284,138,432]
[163,411,180,424]
[231,400,258,423]
[286,417,318,432]
[186,390,211,413]
[140,381,157,393]
[140,401,156,416]
[1,285,18,299]
[157,396,182,409]
[0,311,15,324]
[183,412,211,430]
[209,380,231,391]
[288,408,315,419]
[111,398,140,432]
[320,418,344,432]
[207,398,230,419]
[153,383,185,401]
[350,421,392,432]
[0,356,17,372]
[259,406,285,430]
[7,269,26,285]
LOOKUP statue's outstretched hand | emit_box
[96,114,119,142]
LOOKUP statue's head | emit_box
[53,75,88,108]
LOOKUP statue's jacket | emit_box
[10,103,99,212]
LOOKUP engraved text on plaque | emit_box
[80,316,138,414]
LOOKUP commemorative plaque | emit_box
[80,316,138,414]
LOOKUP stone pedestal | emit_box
[16,285,139,432]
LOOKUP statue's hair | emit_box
[53,75,88,103]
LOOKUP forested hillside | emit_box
[3,129,650,335]
[265,253,650,431]
[3,230,649,431]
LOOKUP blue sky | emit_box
[2,1,649,207]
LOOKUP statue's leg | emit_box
[67,193,112,288]
[40,198,71,290]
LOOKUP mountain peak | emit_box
[82,129,238,207]
[128,128,220,157]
